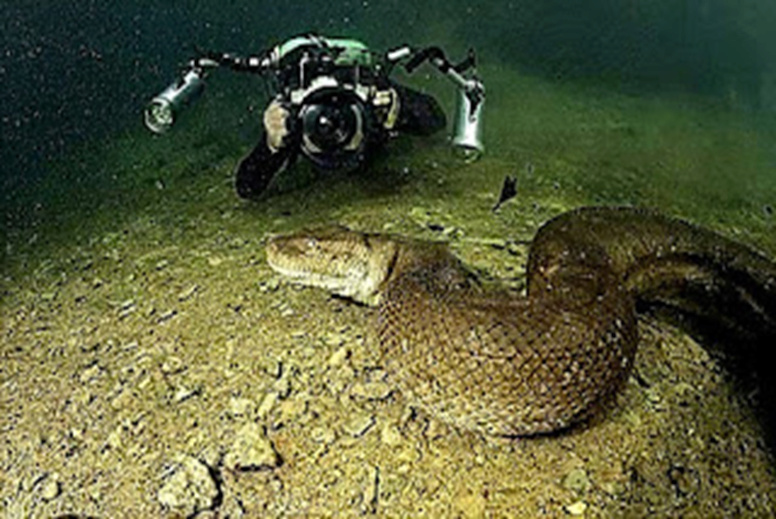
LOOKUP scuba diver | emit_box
[145,34,485,200]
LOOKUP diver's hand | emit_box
[263,99,291,152]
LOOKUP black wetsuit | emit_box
[234,84,446,200]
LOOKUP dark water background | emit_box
[2,0,775,230]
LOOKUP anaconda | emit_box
[266,207,776,436]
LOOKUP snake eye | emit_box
[305,238,319,251]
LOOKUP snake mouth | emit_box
[266,230,390,306]
[267,256,351,291]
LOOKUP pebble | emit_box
[454,488,486,518]
[563,468,591,493]
[258,392,279,418]
[38,474,61,501]
[277,398,307,424]
[160,356,185,375]
[327,347,350,367]
[229,397,256,418]
[311,426,337,445]
[380,423,403,447]
[177,284,199,301]
[174,385,201,403]
[565,500,588,515]
[343,413,376,438]
[258,278,280,294]
[79,362,103,384]
[224,422,281,471]
[350,380,393,401]
[157,309,178,323]
[158,455,219,517]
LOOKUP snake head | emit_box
[266,225,399,306]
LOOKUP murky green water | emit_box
[2,2,776,517]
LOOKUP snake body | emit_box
[267,207,776,436]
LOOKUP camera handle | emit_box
[388,46,485,159]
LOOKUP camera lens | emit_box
[304,103,356,150]
[299,89,368,170]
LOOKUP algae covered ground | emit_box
[2,65,776,517]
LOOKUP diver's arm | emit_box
[234,99,298,199]
[234,136,296,199]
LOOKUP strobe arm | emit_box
[400,46,483,102]
[190,50,273,74]
[395,45,485,159]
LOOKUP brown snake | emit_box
[266,207,776,436]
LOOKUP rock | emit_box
[310,426,337,445]
[327,347,350,367]
[565,500,588,515]
[454,488,486,518]
[160,356,185,375]
[229,397,256,418]
[277,398,307,425]
[158,455,219,517]
[79,362,103,384]
[563,468,590,493]
[363,465,380,514]
[350,380,393,402]
[257,392,279,419]
[225,422,281,471]
[37,473,60,501]
[380,423,403,447]
[173,385,201,403]
[343,413,376,438]
[177,284,199,301]
[258,278,280,293]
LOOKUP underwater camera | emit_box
[297,88,370,170]
[144,35,485,170]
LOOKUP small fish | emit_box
[492,175,518,212]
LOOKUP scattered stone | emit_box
[565,500,588,516]
[257,392,279,419]
[178,284,199,301]
[157,309,178,323]
[229,397,256,418]
[668,464,700,497]
[424,418,449,440]
[454,488,487,518]
[160,356,185,375]
[174,385,201,403]
[158,455,219,517]
[380,423,403,447]
[259,278,281,293]
[563,468,591,493]
[350,380,393,402]
[310,426,337,445]
[37,473,61,501]
[364,465,380,514]
[79,362,103,384]
[343,413,376,438]
[118,299,137,319]
[225,422,281,471]
[273,370,293,399]
[277,398,308,425]
[321,330,348,347]
[263,359,283,379]
[327,347,350,367]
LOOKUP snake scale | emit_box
[267,207,776,436]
